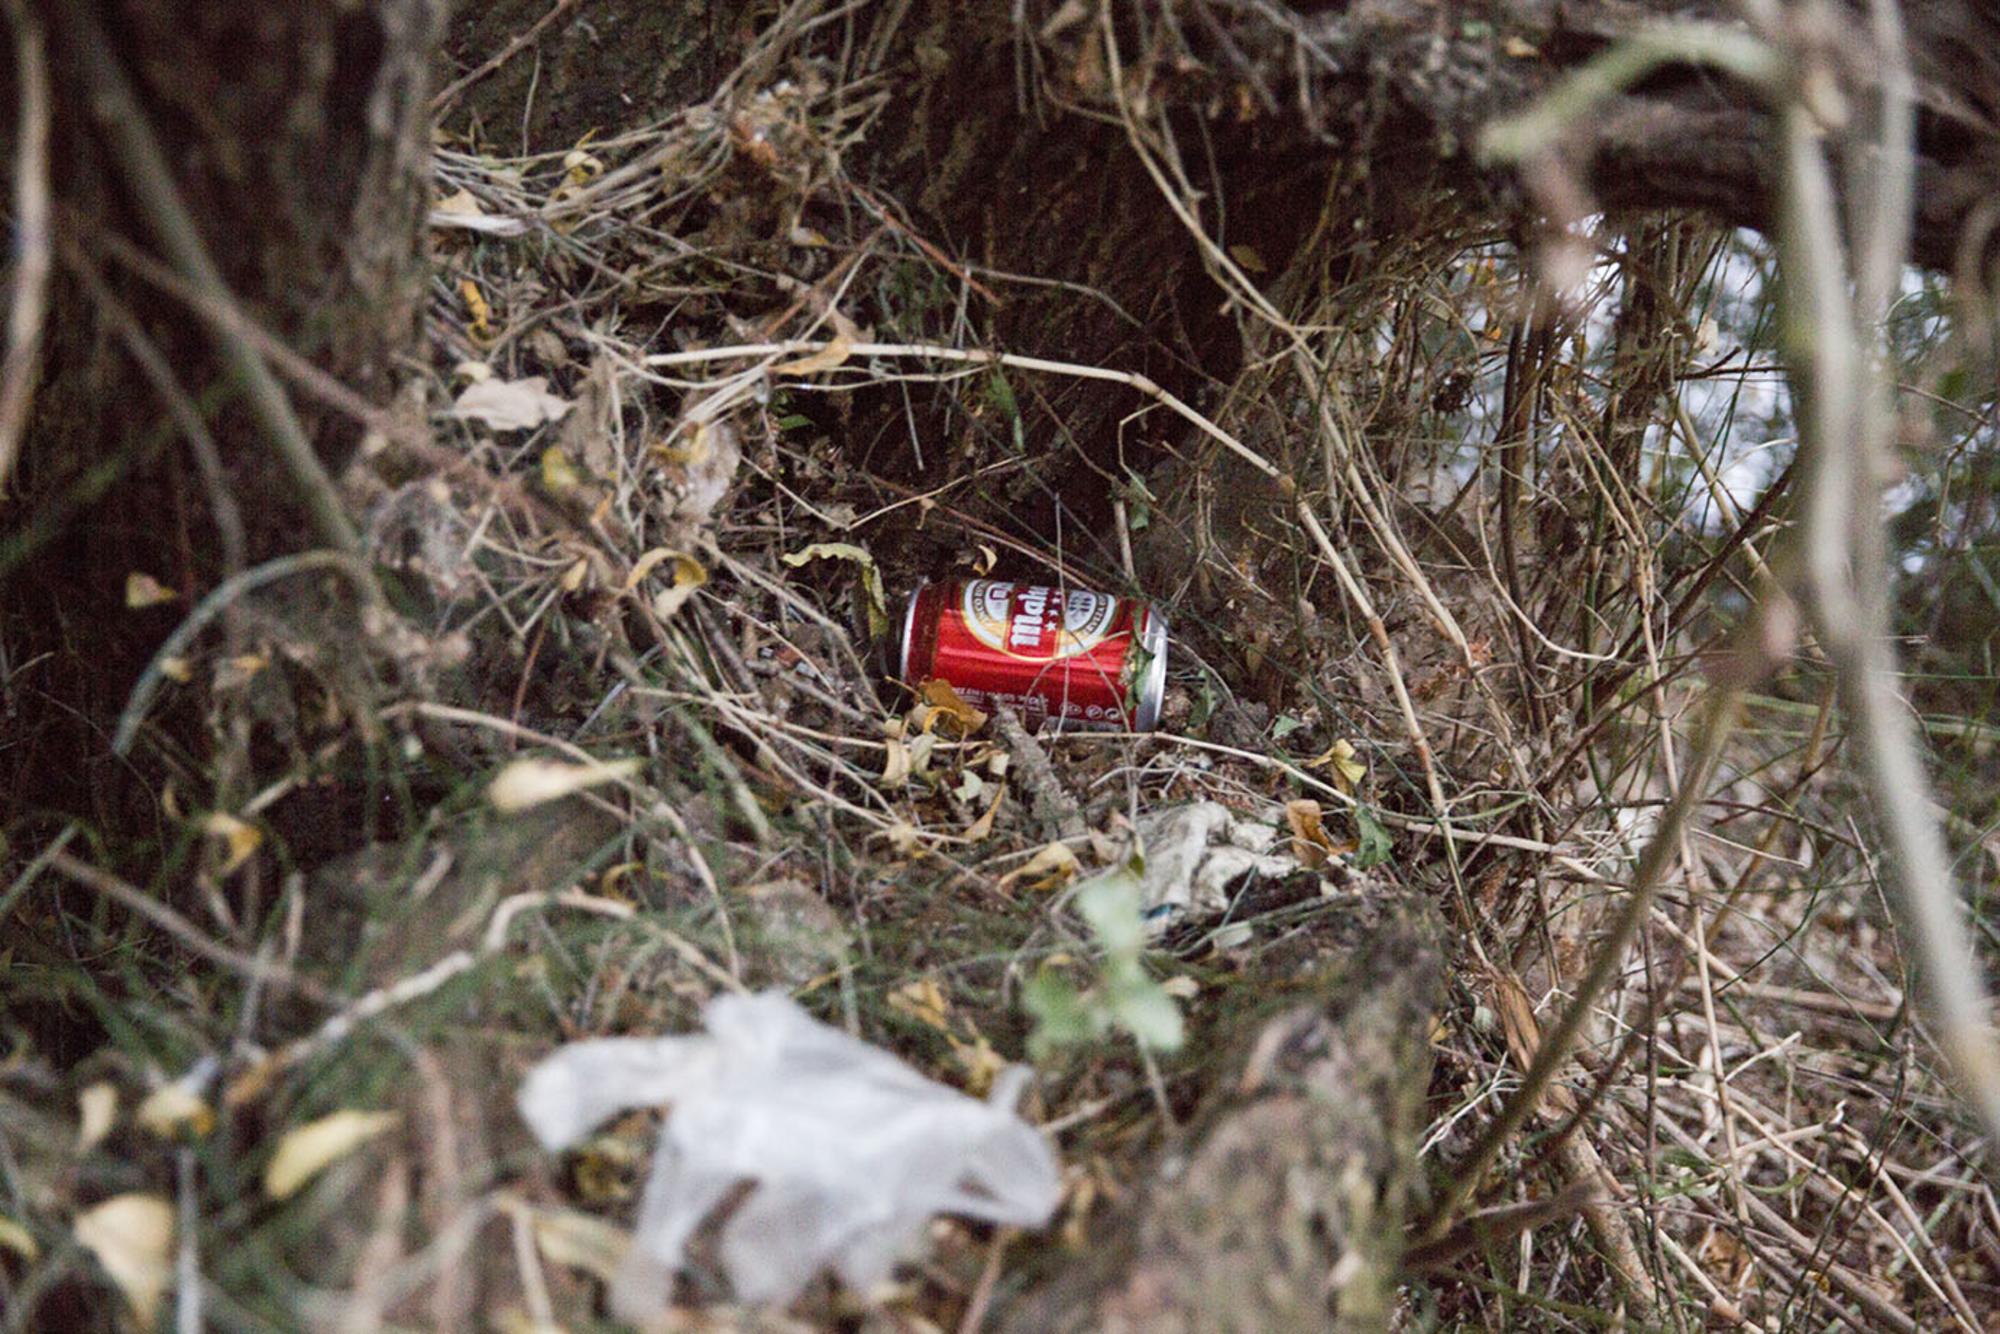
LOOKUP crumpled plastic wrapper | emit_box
[1135,801,1298,924]
[517,990,1062,1315]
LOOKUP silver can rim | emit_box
[896,583,923,687]
[1130,601,1169,732]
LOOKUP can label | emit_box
[899,578,1168,731]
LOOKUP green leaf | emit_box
[1075,854,1147,955]
[1107,980,1184,1052]
[1024,971,1097,1056]
[1353,806,1395,869]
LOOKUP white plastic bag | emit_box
[517,990,1062,1315]
[1135,801,1296,923]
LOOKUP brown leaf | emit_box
[1285,799,1335,868]
[919,678,989,738]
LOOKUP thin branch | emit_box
[1426,684,1745,1235]
[1777,15,2000,1145]
[0,1,51,491]
[113,551,383,756]
[431,0,586,113]
[46,850,330,1003]
[50,3,362,555]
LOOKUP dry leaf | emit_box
[202,812,263,875]
[458,277,495,343]
[563,147,605,186]
[136,1080,214,1140]
[451,375,574,431]
[1285,799,1337,868]
[964,785,1005,842]
[158,656,193,684]
[531,1204,631,1284]
[432,187,486,217]
[780,542,889,638]
[488,756,642,813]
[77,1083,118,1153]
[1307,738,1367,794]
[997,841,1081,892]
[74,1194,173,1327]
[1227,243,1268,273]
[124,572,177,609]
[1490,969,1576,1120]
[0,1214,36,1262]
[889,978,953,1032]
[1503,34,1540,57]
[771,335,854,376]
[264,1109,400,1200]
[918,678,988,737]
[949,1032,1006,1096]
[214,652,269,690]
[621,547,706,618]
[878,733,912,788]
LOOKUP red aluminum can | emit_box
[897,578,1168,731]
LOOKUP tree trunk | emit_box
[2,0,443,819]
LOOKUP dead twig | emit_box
[431,0,586,113]
[0,1,51,492]
[51,3,362,555]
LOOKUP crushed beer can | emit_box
[897,578,1168,731]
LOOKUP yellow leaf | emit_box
[623,547,708,618]
[997,841,1080,892]
[949,1032,1006,1096]
[202,812,263,875]
[770,335,854,376]
[263,1109,400,1200]
[972,543,999,576]
[0,1214,38,1261]
[487,756,642,813]
[889,978,953,1032]
[1306,738,1367,794]
[541,446,586,496]
[559,557,590,592]
[159,656,193,684]
[781,542,889,638]
[136,1080,215,1141]
[1503,34,1540,57]
[124,572,176,609]
[459,277,494,343]
[74,1194,173,1327]
[531,1204,631,1283]
[77,1083,118,1153]
[918,678,988,738]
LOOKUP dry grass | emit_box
[4,5,1999,1332]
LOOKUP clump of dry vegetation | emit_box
[4,5,2000,1332]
